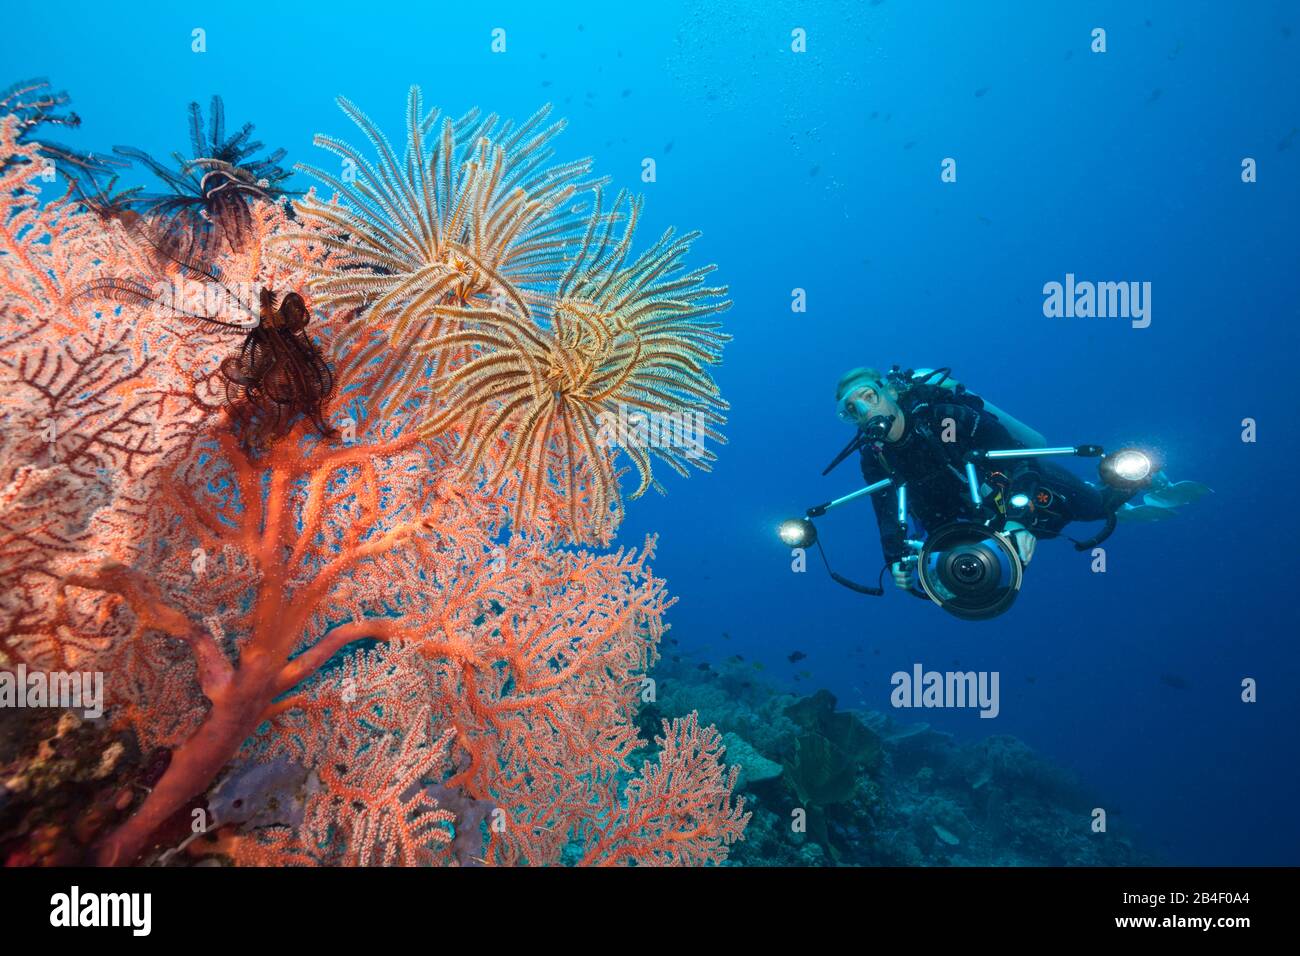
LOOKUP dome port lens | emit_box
[919,524,1024,621]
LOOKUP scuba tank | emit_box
[908,368,1046,449]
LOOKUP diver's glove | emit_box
[1004,520,1036,564]
[890,539,926,589]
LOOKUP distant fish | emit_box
[809,165,820,177]
[1282,25,1292,38]
[903,140,917,150]
[1026,675,1037,684]
[798,670,812,680]
[697,662,712,672]
[671,655,680,662]
[870,111,879,120]
[664,140,674,153]
[870,0,885,5]
[1279,128,1298,151]
[788,650,807,664]
[1159,673,1190,690]
[977,215,992,225]
[1147,88,1163,104]
[742,681,752,689]
[621,89,632,98]
[1064,49,1074,60]
[1168,39,1183,60]
[722,631,731,640]
[541,80,552,87]
[728,654,745,663]
[974,86,990,98]
[793,673,803,681]
[872,648,881,656]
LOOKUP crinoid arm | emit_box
[278,291,311,331]
[265,91,730,542]
[70,276,160,309]
[408,186,731,541]
[72,233,258,335]
[215,288,339,453]
[0,77,127,181]
[110,95,293,259]
[272,86,602,417]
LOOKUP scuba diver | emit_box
[834,366,1136,591]
[778,365,1211,619]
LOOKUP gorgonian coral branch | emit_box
[0,104,746,868]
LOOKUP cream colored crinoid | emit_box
[276,85,598,413]
[418,189,732,542]
[280,91,731,543]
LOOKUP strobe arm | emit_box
[963,446,1106,516]
[806,447,1106,517]
[798,478,904,598]
[806,477,894,517]
[969,445,1105,462]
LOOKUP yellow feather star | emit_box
[281,90,730,542]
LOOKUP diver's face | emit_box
[839,385,900,429]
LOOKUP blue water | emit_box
[8,0,1298,865]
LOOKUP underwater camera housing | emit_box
[916,523,1024,621]
[782,421,1135,618]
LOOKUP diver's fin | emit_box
[1143,480,1213,509]
[913,368,1046,448]
[1116,503,1183,523]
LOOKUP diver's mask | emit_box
[837,386,896,441]
[836,387,874,425]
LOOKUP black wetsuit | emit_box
[860,386,1115,564]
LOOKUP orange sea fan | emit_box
[69,195,363,456]
[581,712,751,866]
[224,712,458,866]
[0,110,749,868]
[1,117,215,659]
